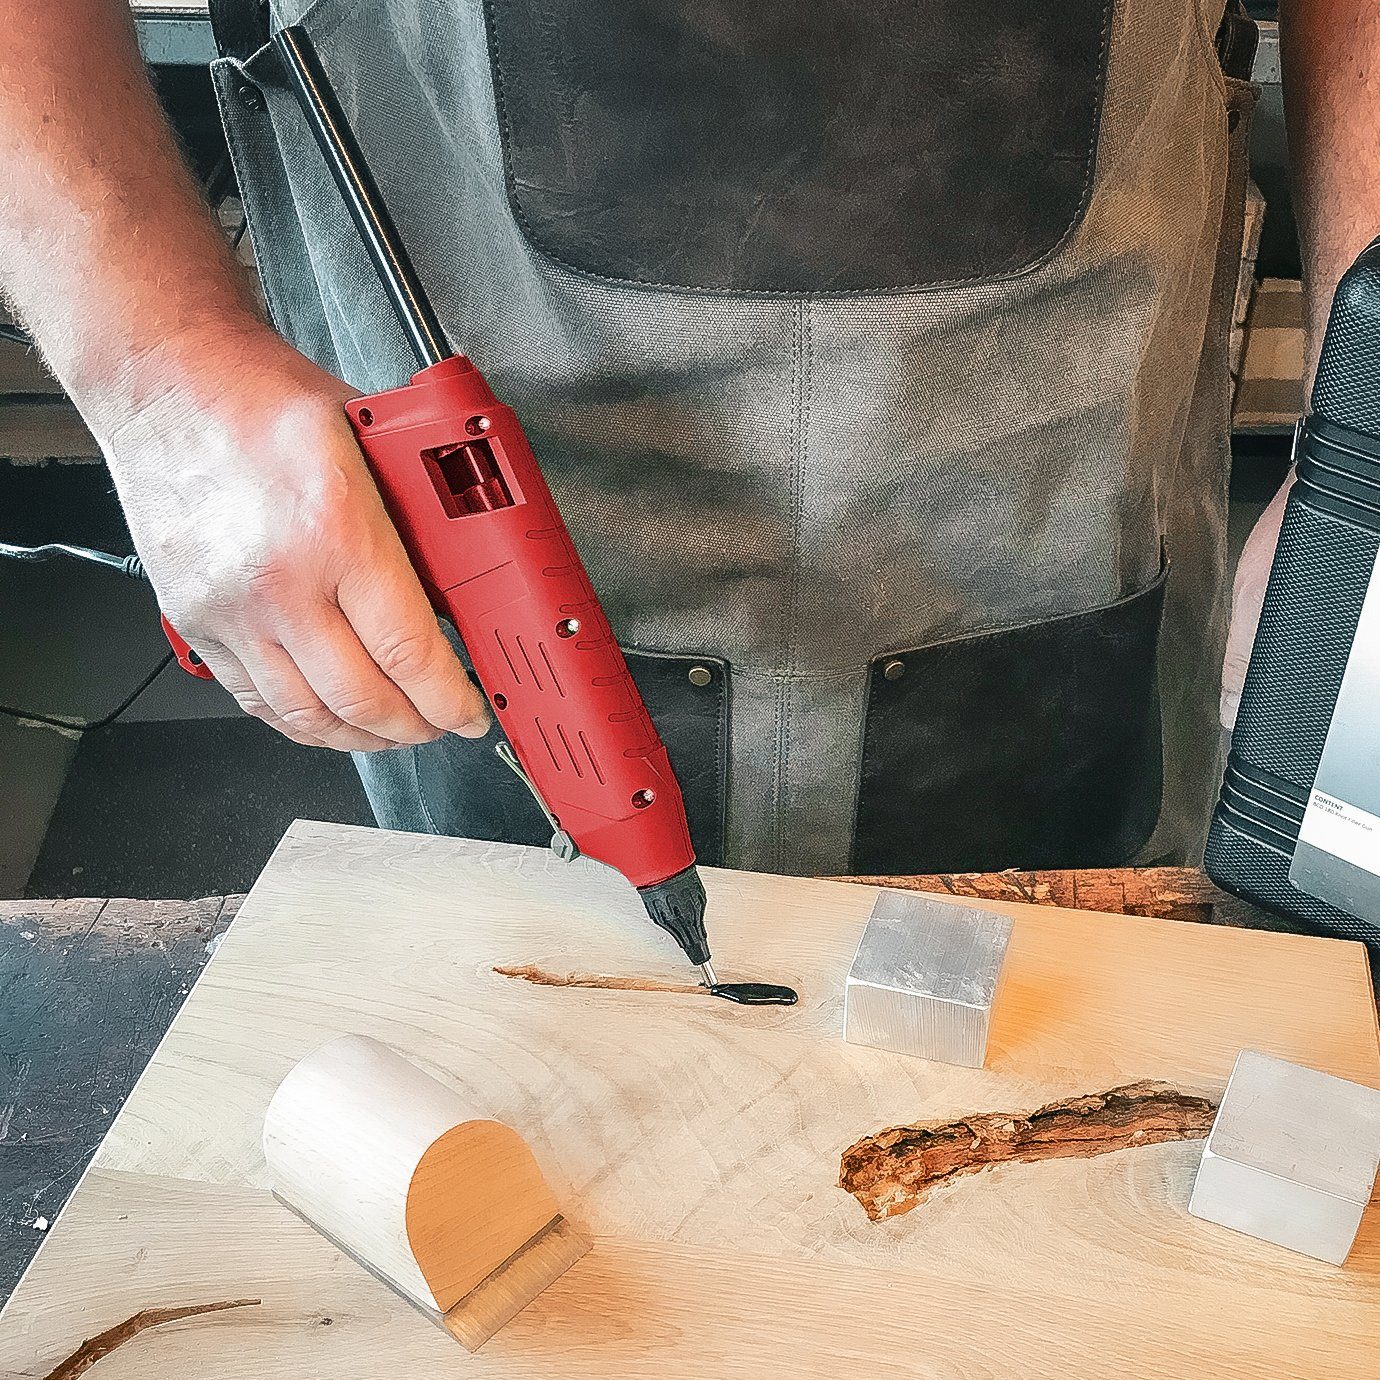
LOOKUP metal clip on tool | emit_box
[495,742,579,863]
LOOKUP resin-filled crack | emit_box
[494,964,797,1004]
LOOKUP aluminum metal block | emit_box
[843,891,1014,1067]
[1188,1049,1380,1265]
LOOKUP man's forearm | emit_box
[0,1,264,431]
[1282,0,1380,370]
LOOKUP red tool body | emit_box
[345,354,694,891]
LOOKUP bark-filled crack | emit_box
[43,1298,261,1378]
[839,1081,1217,1220]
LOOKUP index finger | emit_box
[338,560,491,738]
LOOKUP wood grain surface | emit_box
[1,821,1377,1378]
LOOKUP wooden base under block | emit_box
[276,1192,590,1352]
[441,1215,590,1350]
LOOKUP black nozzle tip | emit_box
[638,866,710,966]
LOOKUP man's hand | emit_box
[0,3,482,752]
[1220,474,1292,732]
[102,327,490,751]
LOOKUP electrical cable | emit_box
[0,541,146,580]
[0,651,175,733]
[0,540,170,730]
[0,322,33,347]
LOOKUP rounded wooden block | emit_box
[262,1035,565,1318]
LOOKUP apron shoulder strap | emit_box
[1215,0,1259,82]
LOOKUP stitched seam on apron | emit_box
[775,300,811,868]
[710,659,730,865]
[770,304,801,868]
[785,302,810,675]
[735,667,863,685]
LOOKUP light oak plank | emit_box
[0,821,1376,1377]
[2,1167,1376,1380]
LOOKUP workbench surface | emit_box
[1,821,1377,1377]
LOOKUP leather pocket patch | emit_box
[851,565,1168,874]
[482,0,1113,293]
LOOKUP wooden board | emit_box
[838,864,1307,933]
[1,820,1377,1378]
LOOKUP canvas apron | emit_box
[209,0,1256,876]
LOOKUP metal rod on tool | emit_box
[273,25,450,370]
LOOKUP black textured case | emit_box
[1206,239,1380,955]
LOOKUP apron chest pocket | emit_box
[851,564,1169,875]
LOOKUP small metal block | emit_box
[843,891,1014,1067]
[1188,1050,1380,1265]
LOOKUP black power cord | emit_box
[0,539,171,731]
[0,652,175,733]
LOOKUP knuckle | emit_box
[278,702,337,737]
[232,691,271,721]
[372,630,438,683]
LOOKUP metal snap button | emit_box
[688,666,713,687]
[883,659,906,681]
[237,83,266,111]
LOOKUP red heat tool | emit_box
[164,25,715,980]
